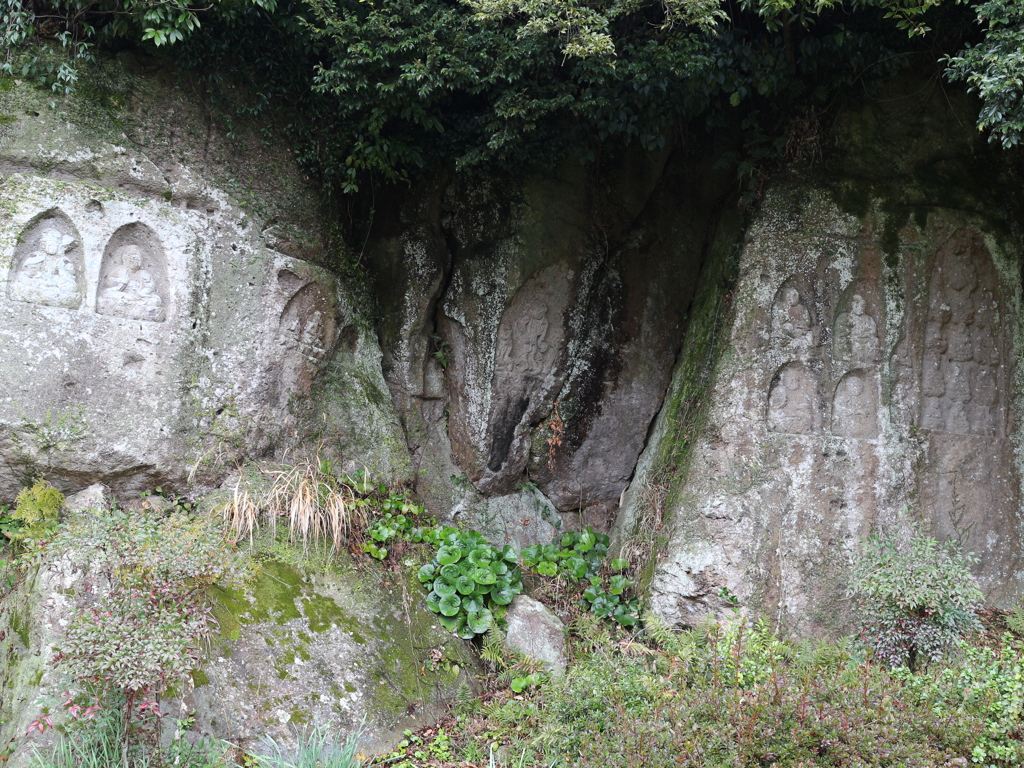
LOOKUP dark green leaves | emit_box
[423,529,523,638]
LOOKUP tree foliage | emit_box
[946,0,1024,148]
[3,0,1022,192]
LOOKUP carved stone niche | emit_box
[832,292,881,367]
[278,279,337,397]
[920,229,1007,437]
[770,279,816,356]
[96,223,170,322]
[831,369,879,439]
[8,209,85,309]
[767,362,820,435]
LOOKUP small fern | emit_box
[1007,603,1024,637]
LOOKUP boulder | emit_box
[0,548,478,764]
[503,595,566,675]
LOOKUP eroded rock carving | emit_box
[495,302,551,376]
[831,370,879,438]
[279,282,336,396]
[920,232,1005,437]
[9,213,84,309]
[767,363,818,435]
[772,286,813,352]
[97,224,169,322]
[834,294,881,365]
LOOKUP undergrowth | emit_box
[376,614,1024,768]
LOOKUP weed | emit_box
[255,721,364,768]
[220,460,371,552]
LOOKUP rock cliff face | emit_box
[0,56,410,503]
[618,76,1024,633]
[364,145,738,539]
[4,50,1024,762]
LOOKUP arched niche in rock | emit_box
[830,369,880,439]
[770,278,816,354]
[278,281,338,397]
[767,362,820,435]
[8,209,85,309]
[96,223,170,322]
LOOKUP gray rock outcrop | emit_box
[366,146,737,532]
[617,77,1024,633]
[0,57,410,504]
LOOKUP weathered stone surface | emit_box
[0,547,477,764]
[638,188,1022,634]
[0,554,89,766]
[182,558,479,755]
[503,595,566,675]
[0,61,410,503]
[612,76,1024,634]
[64,482,111,512]
[454,485,564,552]
[365,146,733,524]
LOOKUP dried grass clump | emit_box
[221,459,371,552]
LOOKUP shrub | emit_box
[849,526,983,670]
[446,616,1018,767]
[8,479,63,543]
[45,509,245,762]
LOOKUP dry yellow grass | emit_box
[221,459,370,551]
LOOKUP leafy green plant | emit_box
[376,726,454,767]
[418,529,522,639]
[522,529,638,626]
[7,479,64,543]
[510,672,545,693]
[0,504,22,541]
[946,0,1024,149]
[581,575,640,628]
[849,526,983,670]
[361,495,435,560]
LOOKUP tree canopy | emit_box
[2,0,1022,194]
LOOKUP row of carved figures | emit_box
[768,363,879,438]
[6,218,167,322]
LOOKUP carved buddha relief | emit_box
[8,210,84,309]
[771,283,815,355]
[278,280,337,397]
[97,223,169,322]
[920,231,1006,437]
[280,282,335,364]
[768,363,819,435]
[495,301,552,377]
[829,291,882,438]
[831,370,879,438]
[833,294,881,366]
